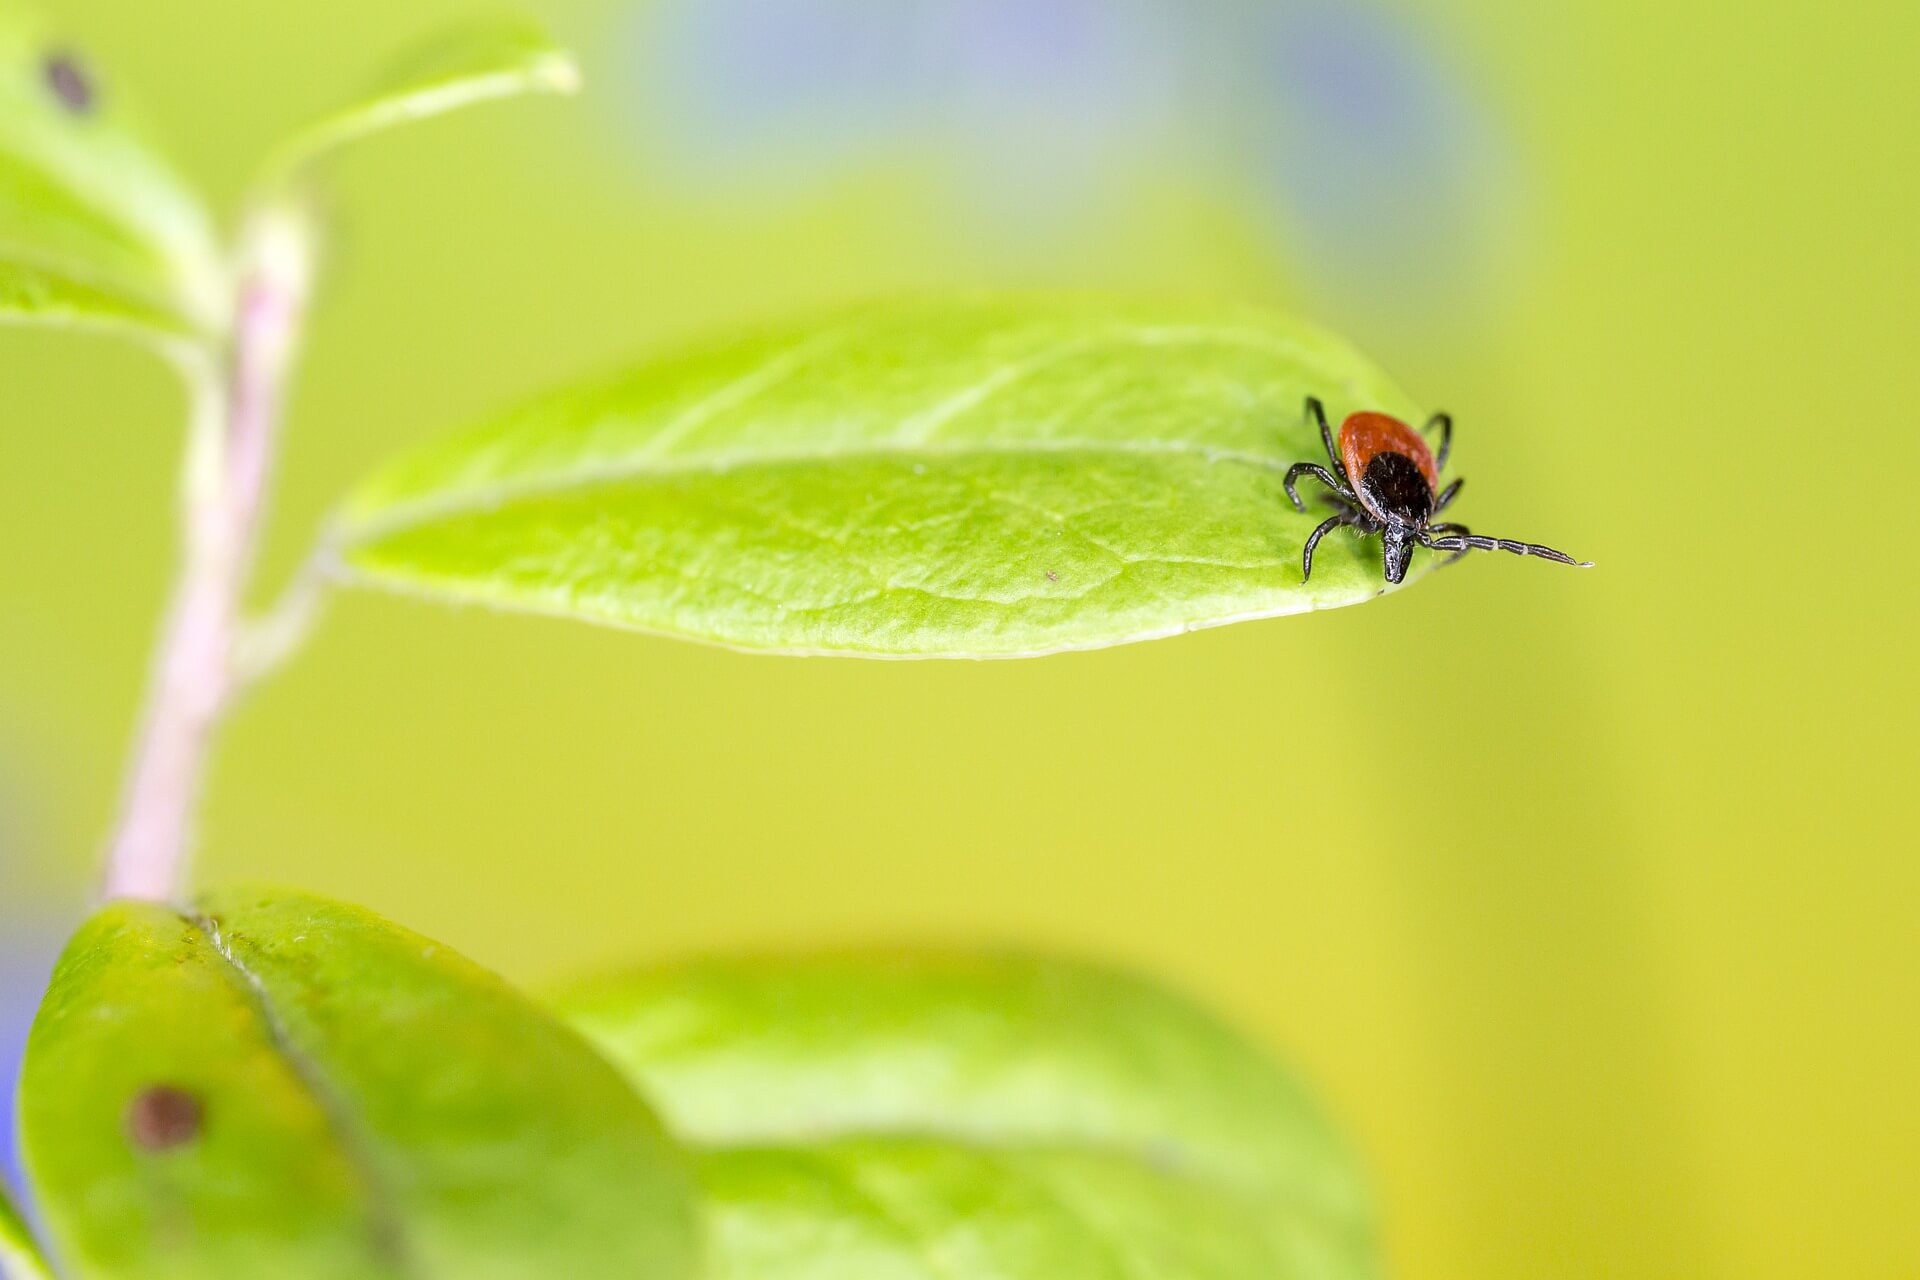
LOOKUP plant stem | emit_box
[100,207,314,903]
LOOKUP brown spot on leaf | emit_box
[43,51,95,115]
[127,1085,203,1150]
[1046,570,1060,582]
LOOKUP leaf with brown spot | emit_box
[0,12,223,339]
[19,889,698,1280]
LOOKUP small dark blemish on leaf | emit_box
[43,51,97,115]
[127,1085,203,1151]
[1046,570,1060,582]
[43,50,96,115]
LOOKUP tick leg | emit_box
[1423,413,1453,473]
[1423,522,1472,566]
[1433,477,1464,515]
[1285,462,1352,514]
[1424,530,1592,567]
[1305,397,1348,481]
[1301,512,1355,583]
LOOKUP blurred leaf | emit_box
[0,12,224,335]
[340,296,1434,658]
[19,888,698,1280]
[558,951,1362,1199]
[701,1141,1355,1280]
[558,952,1378,1280]
[0,1183,51,1280]
[264,17,580,181]
[0,255,197,341]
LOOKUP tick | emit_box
[1286,397,1591,585]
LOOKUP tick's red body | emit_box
[1285,397,1590,585]
[1340,413,1437,493]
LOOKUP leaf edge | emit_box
[259,19,582,184]
[0,1180,53,1280]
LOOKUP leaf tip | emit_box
[532,48,584,96]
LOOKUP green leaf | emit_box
[263,18,581,181]
[0,12,224,334]
[0,1181,52,1280]
[700,1142,1353,1280]
[339,296,1438,658]
[0,255,197,341]
[19,888,698,1280]
[557,952,1379,1280]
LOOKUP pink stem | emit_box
[101,217,309,903]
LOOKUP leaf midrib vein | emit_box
[983,1151,1155,1280]
[811,1146,970,1280]
[345,437,1298,547]
[190,915,421,1280]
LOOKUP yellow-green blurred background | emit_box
[2,1,1915,1277]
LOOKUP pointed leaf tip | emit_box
[263,18,582,182]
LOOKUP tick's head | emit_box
[1361,451,1434,586]
[1381,523,1417,585]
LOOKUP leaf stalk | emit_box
[100,204,316,903]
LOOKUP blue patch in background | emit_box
[0,930,55,1196]
[615,0,1523,326]
[1240,0,1521,324]
[629,0,930,185]
[0,746,60,1205]
[625,0,1183,202]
